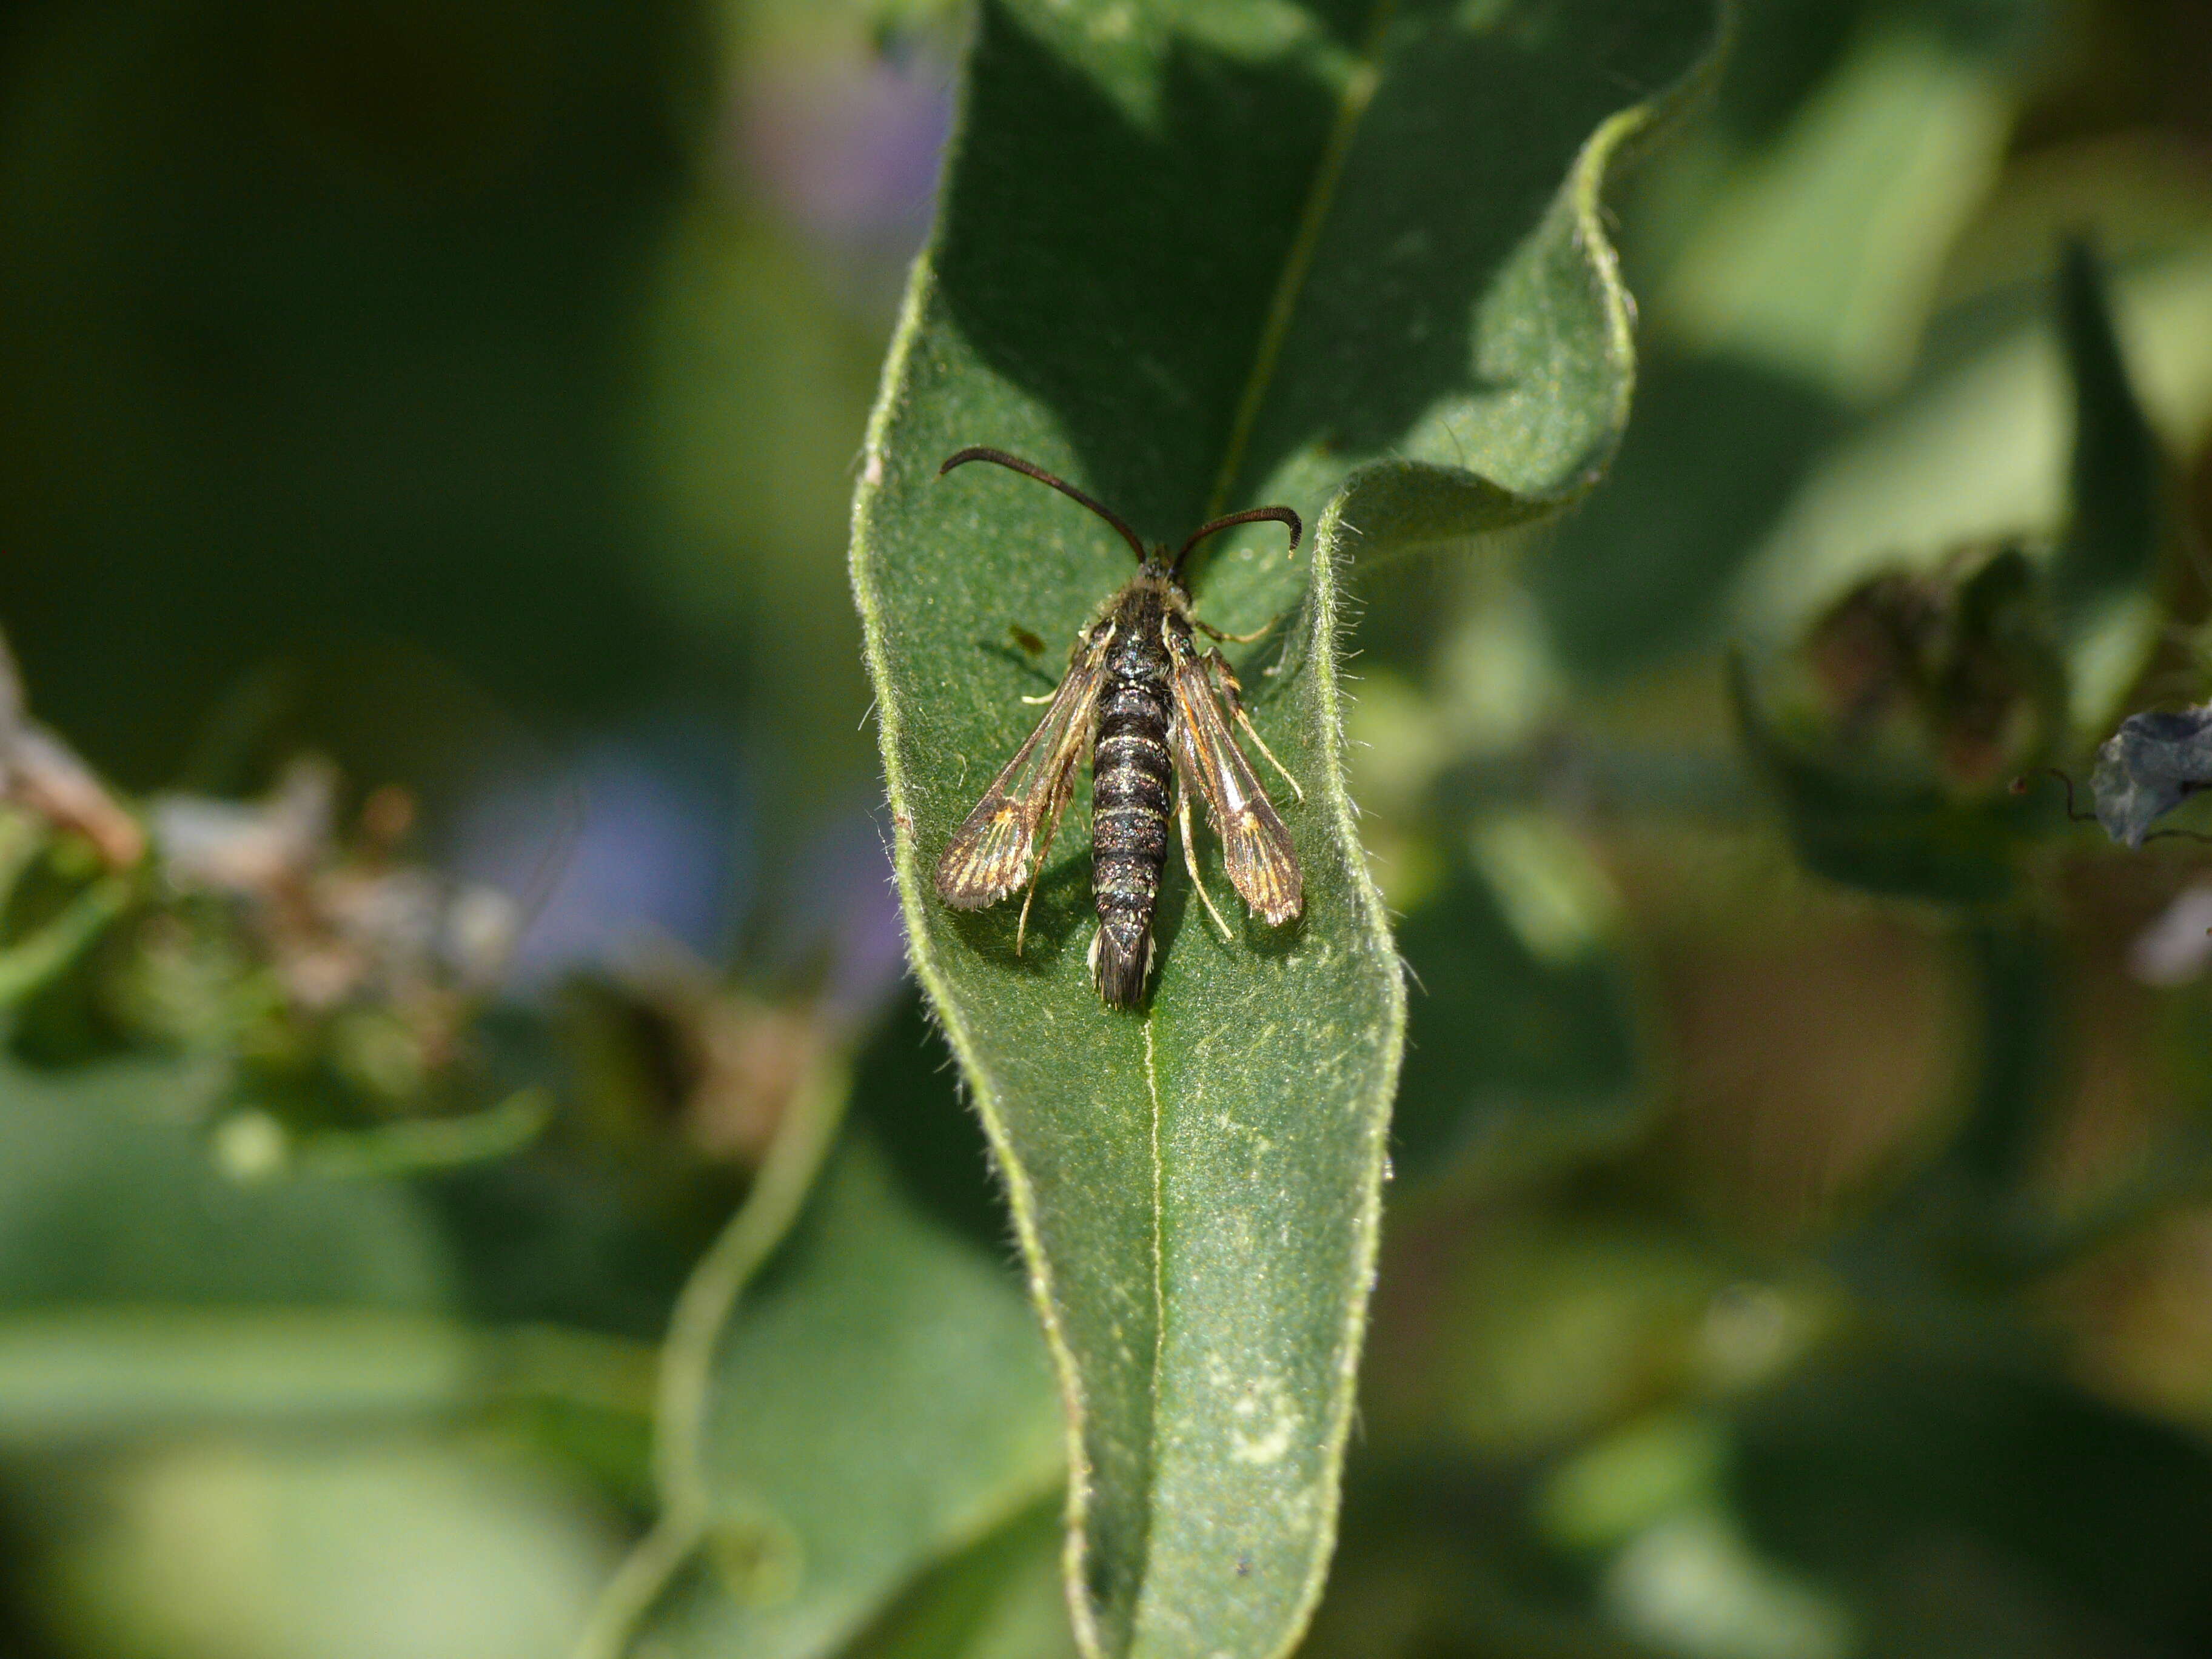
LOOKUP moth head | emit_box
[937,446,1302,587]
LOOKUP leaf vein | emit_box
[1204,0,1401,520]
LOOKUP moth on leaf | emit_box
[933,447,1303,1008]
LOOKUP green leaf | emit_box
[2051,239,2163,623]
[22,1433,621,1659]
[0,1309,652,1444]
[622,1127,1061,1659]
[842,1498,1080,1659]
[1390,833,1647,1191]
[1728,233,2212,722]
[0,871,131,1008]
[0,1054,574,1441]
[0,1056,451,1312]
[0,1309,474,1439]
[1734,1342,2212,1652]
[1531,355,1845,685]
[1655,17,2023,400]
[2046,235,2175,726]
[849,4,1719,1655]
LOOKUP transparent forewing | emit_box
[934,632,1107,909]
[1168,638,1302,925]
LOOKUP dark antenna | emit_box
[940,447,1148,564]
[1174,506,1302,577]
[2012,767,2096,822]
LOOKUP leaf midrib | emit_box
[1203,0,1401,521]
[1118,0,1402,1642]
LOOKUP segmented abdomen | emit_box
[1091,671,1171,1008]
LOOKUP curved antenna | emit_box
[939,447,1148,564]
[1173,505,1302,576]
[2011,767,2096,822]
[2011,766,2212,843]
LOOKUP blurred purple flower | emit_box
[447,736,749,988]
[786,808,910,1024]
[733,40,953,297]
[2129,883,2212,986]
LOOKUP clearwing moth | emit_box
[933,446,1304,1008]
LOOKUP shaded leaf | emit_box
[843,1498,1080,1659]
[1532,355,1845,686]
[2047,235,2172,729]
[850,2,1720,1653]
[1390,843,1646,1191]
[0,1056,450,1312]
[629,1127,1061,1659]
[1298,1452,1666,1658]
[2050,238,2165,629]
[846,986,1022,1261]
[1734,1342,2212,1654]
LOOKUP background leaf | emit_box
[2051,239,2165,628]
[1726,235,2212,689]
[0,1056,451,1313]
[850,2,1719,1654]
[627,1125,1060,1659]
[1654,15,2025,401]
[842,1498,1079,1659]
[1389,840,1647,1192]
[1734,1341,2212,1651]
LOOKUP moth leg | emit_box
[1016,754,1081,955]
[1015,871,1041,954]
[1178,776,1234,943]
[1195,612,1282,646]
[1202,647,1304,802]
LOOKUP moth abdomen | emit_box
[1090,642,1173,1008]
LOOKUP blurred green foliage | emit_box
[5,0,2212,1657]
